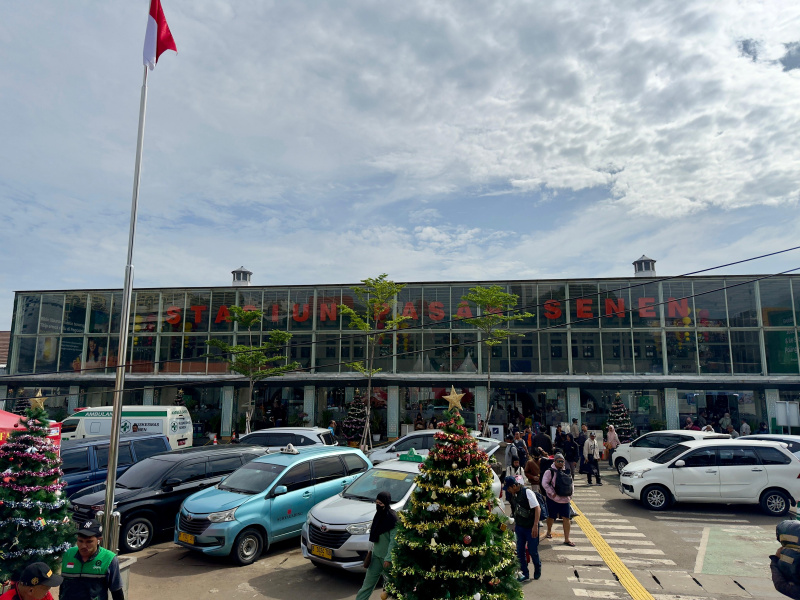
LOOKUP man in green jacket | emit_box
[60,520,124,600]
[356,492,397,600]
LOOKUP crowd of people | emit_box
[683,410,768,437]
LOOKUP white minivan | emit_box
[619,439,800,516]
[612,429,729,473]
[60,405,192,449]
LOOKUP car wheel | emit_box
[615,458,628,474]
[641,485,671,511]
[231,528,264,566]
[760,490,791,516]
[121,517,154,553]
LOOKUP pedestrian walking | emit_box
[524,450,541,488]
[504,476,542,582]
[563,433,580,477]
[506,457,524,480]
[505,434,519,468]
[570,418,580,439]
[532,428,553,455]
[355,492,397,600]
[583,432,602,485]
[0,562,63,600]
[60,520,125,600]
[605,425,620,468]
[541,453,575,546]
[740,421,751,436]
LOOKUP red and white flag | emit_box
[143,0,177,70]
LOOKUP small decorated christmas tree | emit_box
[385,386,522,600]
[342,396,368,443]
[0,391,73,583]
[608,392,635,443]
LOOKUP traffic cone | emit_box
[212,434,218,445]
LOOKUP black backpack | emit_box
[513,439,529,465]
[551,467,573,497]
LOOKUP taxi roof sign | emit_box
[398,448,423,463]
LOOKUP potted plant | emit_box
[370,412,383,442]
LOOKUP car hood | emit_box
[71,486,144,506]
[310,493,402,526]
[621,458,658,472]
[182,486,250,513]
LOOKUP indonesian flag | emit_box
[143,0,177,70]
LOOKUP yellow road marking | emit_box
[570,501,655,600]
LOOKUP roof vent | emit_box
[633,255,656,278]
[231,266,252,286]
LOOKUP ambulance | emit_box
[60,405,193,449]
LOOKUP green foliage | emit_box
[385,410,522,600]
[0,401,75,582]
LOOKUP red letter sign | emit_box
[576,298,593,319]
[604,298,625,318]
[638,297,656,318]
[544,300,562,320]
[189,305,207,324]
[667,298,689,318]
[428,302,445,321]
[165,306,181,325]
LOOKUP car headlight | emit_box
[306,512,313,525]
[622,469,650,479]
[345,521,371,535]
[207,508,237,523]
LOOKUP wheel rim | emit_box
[647,488,666,508]
[616,460,627,474]
[238,535,260,560]
[767,494,786,514]
[126,523,150,550]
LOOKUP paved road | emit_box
[124,465,789,600]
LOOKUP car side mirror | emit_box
[388,446,395,452]
[673,460,686,468]
[272,485,288,497]
[162,477,181,491]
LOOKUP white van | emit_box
[60,406,193,450]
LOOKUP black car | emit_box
[70,445,268,553]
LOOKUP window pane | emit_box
[207,335,233,374]
[209,455,243,475]
[630,281,661,327]
[633,330,663,374]
[131,336,156,373]
[422,286,450,327]
[397,286,423,331]
[698,331,731,374]
[97,443,133,469]
[541,332,568,374]
[89,293,112,334]
[693,280,727,327]
[602,331,633,374]
[59,337,84,373]
[17,295,41,334]
[600,282,631,328]
[342,454,368,475]
[538,284,567,328]
[288,289,314,331]
[168,460,207,484]
[452,286,478,330]
[569,283,599,329]
[15,337,36,374]
[278,461,313,492]
[158,336,183,373]
[38,294,64,334]
[62,449,89,474]
[662,281,693,327]
[315,333,340,373]
[63,293,88,333]
[182,335,207,374]
[289,335,311,370]
[760,279,795,327]
[571,332,600,373]
[667,331,698,374]
[481,336,508,374]
[718,447,758,466]
[731,330,761,374]
[134,292,160,336]
[263,290,290,331]
[160,291,187,333]
[313,456,345,482]
[755,446,791,465]
[210,290,236,332]
[238,289,263,320]
[508,284,537,329]
[133,437,169,460]
[35,337,59,373]
[396,332,421,373]
[509,332,538,373]
[454,332,479,374]
[726,279,758,327]
[764,330,799,374]
[316,288,341,330]
[684,448,716,467]
[184,291,210,334]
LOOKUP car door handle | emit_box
[341,480,349,486]
[751,468,764,472]
[705,470,717,474]
[303,491,312,499]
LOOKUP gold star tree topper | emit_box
[442,386,465,413]
[30,390,46,411]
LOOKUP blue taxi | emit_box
[174,445,370,565]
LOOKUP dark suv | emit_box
[70,445,267,553]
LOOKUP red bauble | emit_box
[463,535,472,545]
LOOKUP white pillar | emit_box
[221,385,234,436]
[665,388,679,430]
[0,385,7,412]
[67,386,80,414]
[475,386,488,428]
[143,386,154,406]
[387,385,400,438]
[766,389,779,433]
[567,387,581,424]
[304,385,316,426]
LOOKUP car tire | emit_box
[121,517,154,553]
[760,489,791,516]
[231,528,264,566]
[615,458,628,474]
[641,485,671,511]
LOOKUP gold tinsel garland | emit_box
[397,511,501,532]
[391,554,515,579]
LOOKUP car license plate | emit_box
[310,544,332,560]
[178,532,195,545]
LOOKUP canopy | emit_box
[0,409,62,451]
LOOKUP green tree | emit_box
[459,286,533,431]
[206,306,299,434]
[339,274,409,448]
[0,391,75,582]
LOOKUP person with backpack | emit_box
[513,432,529,466]
[563,433,580,479]
[506,456,525,481]
[541,453,576,546]
[504,476,542,582]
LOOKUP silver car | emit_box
[300,457,502,572]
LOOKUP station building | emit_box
[2,259,798,439]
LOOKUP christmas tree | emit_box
[0,391,73,582]
[607,392,635,443]
[385,387,522,600]
[342,396,368,443]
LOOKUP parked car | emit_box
[740,434,800,458]
[612,429,729,473]
[61,432,171,498]
[368,430,500,465]
[70,445,268,553]
[239,427,336,449]
[300,454,503,571]
[619,439,800,516]
[175,445,371,565]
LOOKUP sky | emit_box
[1,1,800,329]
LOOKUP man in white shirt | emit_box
[583,432,602,485]
[740,421,751,436]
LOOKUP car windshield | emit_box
[117,457,173,489]
[343,468,417,502]
[650,444,690,464]
[219,462,285,495]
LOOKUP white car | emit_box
[612,429,729,473]
[368,430,500,464]
[239,426,336,450]
[301,456,502,571]
[619,439,800,516]
[740,434,800,459]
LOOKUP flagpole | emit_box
[102,65,149,550]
